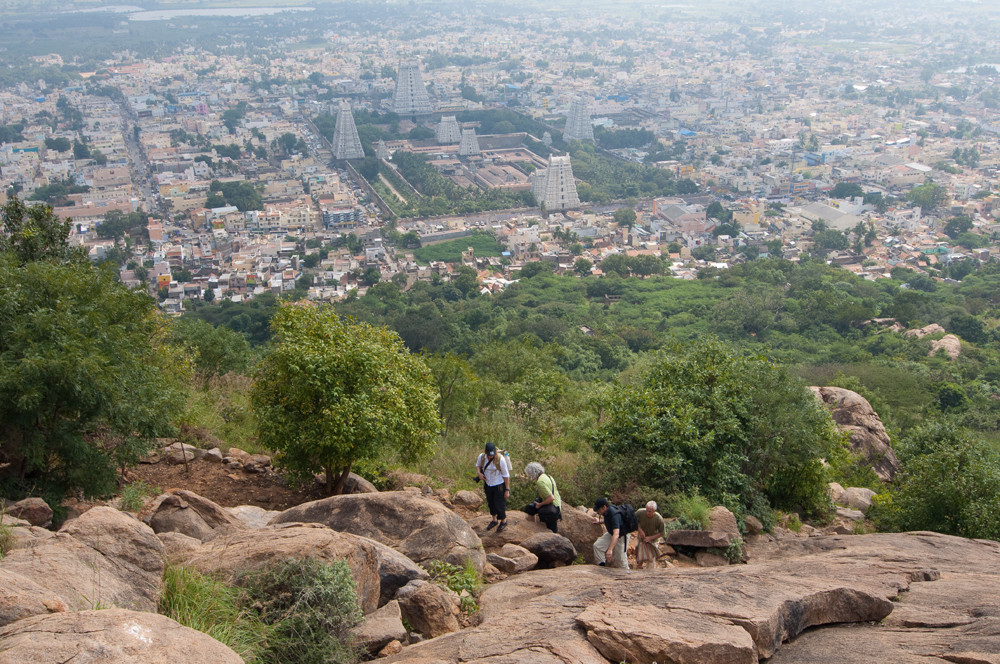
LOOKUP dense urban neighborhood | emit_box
[3,1,1000,309]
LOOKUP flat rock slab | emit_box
[665,529,733,548]
[0,609,243,664]
[383,532,1000,664]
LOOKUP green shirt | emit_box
[536,473,561,509]
[637,511,666,540]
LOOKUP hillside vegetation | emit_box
[5,196,1000,541]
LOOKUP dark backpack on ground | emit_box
[617,503,639,534]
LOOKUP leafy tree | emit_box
[667,242,682,254]
[706,201,733,222]
[361,266,382,286]
[517,261,554,279]
[871,424,1000,541]
[600,253,630,276]
[251,305,440,494]
[831,182,864,199]
[574,258,593,276]
[423,352,480,436]
[812,229,849,256]
[0,205,186,502]
[630,254,664,277]
[44,136,71,152]
[91,149,108,166]
[613,208,638,228]
[170,317,252,377]
[907,183,949,210]
[0,197,85,265]
[944,215,974,239]
[73,140,91,160]
[357,156,380,181]
[593,338,841,519]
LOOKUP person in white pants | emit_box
[592,497,629,570]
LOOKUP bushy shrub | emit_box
[160,565,265,662]
[240,558,363,664]
[162,559,364,664]
[593,338,842,520]
[870,423,1000,540]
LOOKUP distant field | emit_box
[413,232,503,264]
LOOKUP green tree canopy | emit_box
[831,182,864,199]
[251,305,441,494]
[871,423,1000,540]
[907,183,949,210]
[0,201,186,502]
[592,338,841,520]
[944,215,974,239]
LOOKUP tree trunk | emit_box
[325,466,334,496]
[332,463,352,495]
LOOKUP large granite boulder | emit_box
[0,569,69,627]
[396,581,460,638]
[269,491,485,572]
[177,522,383,614]
[521,532,577,565]
[226,505,281,529]
[0,609,243,663]
[470,508,603,564]
[351,599,408,654]
[929,334,961,360]
[811,386,900,481]
[383,532,1000,664]
[148,490,247,541]
[0,507,164,614]
[4,497,53,528]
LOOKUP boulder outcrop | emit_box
[148,489,247,541]
[269,492,485,572]
[396,581,460,638]
[810,386,900,481]
[382,532,1000,664]
[929,334,962,360]
[471,509,602,564]
[0,507,164,614]
[4,498,53,528]
[351,599,408,654]
[0,609,243,663]
[177,522,383,614]
[905,323,946,338]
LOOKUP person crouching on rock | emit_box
[523,462,562,533]
[592,498,629,570]
[476,442,510,533]
[636,501,667,570]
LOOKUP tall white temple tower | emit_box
[391,61,433,117]
[375,139,390,160]
[458,128,481,157]
[331,100,364,160]
[532,155,580,211]
[436,116,462,144]
[563,97,594,142]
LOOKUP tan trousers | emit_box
[593,532,629,569]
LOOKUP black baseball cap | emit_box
[485,442,496,456]
[594,497,609,511]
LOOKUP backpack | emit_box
[479,449,512,475]
[617,503,639,535]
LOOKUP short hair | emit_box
[594,497,609,511]
[646,501,658,510]
[524,462,545,480]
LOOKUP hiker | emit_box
[592,497,629,569]
[636,501,667,569]
[476,442,510,533]
[523,462,561,533]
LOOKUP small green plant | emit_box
[786,513,803,533]
[666,492,712,530]
[239,558,363,664]
[573,553,585,565]
[852,520,876,535]
[0,510,15,560]
[422,559,482,614]
[118,479,159,513]
[161,564,265,663]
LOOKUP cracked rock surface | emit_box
[382,532,1000,664]
[0,609,243,663]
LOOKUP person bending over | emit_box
[523,462,561,533]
